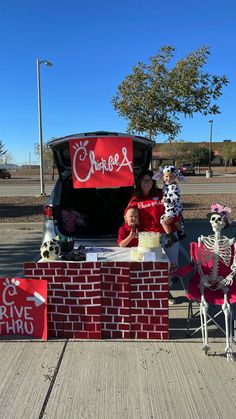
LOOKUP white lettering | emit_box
[6,321,15,334]
[24,307,33,320]
[15,319,23,334]
[11,305,23,318]
[1,319,34,335]
[138,201,158,209]
[2,284,17,306]
[73,143,133,182]
[116,147,133,172]
[24,321,34,335]
[0,305,34,320]
[0,282,38,337]
[0,306,8,320]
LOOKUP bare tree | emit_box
[0,140,8,166]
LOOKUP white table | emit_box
[85,246,170,264]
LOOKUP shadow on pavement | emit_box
[0,236,41,277]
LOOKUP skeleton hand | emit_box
[220,274,234,288]
[201,275,211,288]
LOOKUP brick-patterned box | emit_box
[24,260,169,339]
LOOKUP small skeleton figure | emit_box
[197,204,236,361]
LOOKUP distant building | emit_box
[152,140,236,167]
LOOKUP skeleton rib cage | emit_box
[199,235,235,268]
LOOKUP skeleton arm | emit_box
[220,241,236,287]
[197,236,211,290]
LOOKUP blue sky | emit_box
[0,0,235,165]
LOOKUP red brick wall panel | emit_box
[100,263,131,339]
[129,262,169,339]
[24,259,169,340]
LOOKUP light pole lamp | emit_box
[208,119,213,171]
[36,59,53,195]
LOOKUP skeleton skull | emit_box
[209,213,226,233]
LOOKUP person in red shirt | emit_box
[126,170,165,233]
[125,170,179,304]
[118,207,139,247]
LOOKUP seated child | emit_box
[153,165,185,247]
[118,207,139,247]
[61,204,86,234]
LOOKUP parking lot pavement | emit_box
[0,223,42,277]
[0,179,236,196]
[1,220,236,278]
[0,183,54,197]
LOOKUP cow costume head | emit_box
[152,165,185,183]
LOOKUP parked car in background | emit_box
[42,131,155,244]
[179,163,195,176]
[0,168,11,179]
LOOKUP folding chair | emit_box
[176,241,236,359]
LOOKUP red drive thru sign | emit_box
[0,278,47,340]
[69,136,134,188]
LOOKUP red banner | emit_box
[69,137,134,188]
[0,278,47,340]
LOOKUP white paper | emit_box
[86,253,98,262]
[143,251,156,261]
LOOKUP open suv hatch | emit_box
[42,131,154,244]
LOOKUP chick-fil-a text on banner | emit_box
[0,278,47,340]
[69,137,134,188]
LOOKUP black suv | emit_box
[42,131,154,244]
[0,168,11,179]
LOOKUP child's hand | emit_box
[164,216,174,225]
[130,228,138,239]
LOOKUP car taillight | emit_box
[43,205,54,220]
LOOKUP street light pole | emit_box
[208,119,213,172]
[36,59,53,195]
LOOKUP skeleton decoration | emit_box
[197,204,236,361]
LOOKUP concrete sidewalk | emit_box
[0,337,235,419]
